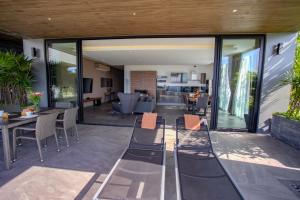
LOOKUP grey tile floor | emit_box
[0,125,133,200]
[83,103,198,127]
[211,131,300,200]
[217,110,246,129]
[0,125,299,200]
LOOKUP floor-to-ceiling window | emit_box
[46,41,79,108]
[44,36,264,130]
[217,38,262,131]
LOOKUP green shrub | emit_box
[0,51,33,105]
[279,32,300,121]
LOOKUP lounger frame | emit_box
[93,116,166,200]
[174,117,244,200]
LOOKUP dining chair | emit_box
[55,101,74,108]
[185,94,194,111]
[56,107,79,147]
[195,95,209,116]
[0,104,21,113]
[12,112,60,162]
[184,94,190,111]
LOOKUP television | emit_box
[83,78,93,93]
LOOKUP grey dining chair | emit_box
[195,95,209,116]
[185,94,193,111]
[12,112,60,162]
[0,104,21,113]
[56,107,79,147]
[55,101,74,108]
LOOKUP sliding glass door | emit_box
[216,37,263,131]
[46,40,83,121]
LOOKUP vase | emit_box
[34,104,40,112]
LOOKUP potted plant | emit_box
[28,92,42,112]
[271,33,300,149]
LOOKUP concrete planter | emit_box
[271,115,300,149]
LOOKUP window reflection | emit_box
[48,42,78,106]
[218,39,260,129]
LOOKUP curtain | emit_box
[219,57,231,111]
[232,49,260,118]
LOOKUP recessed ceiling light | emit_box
[48,17,52,21]
[132,12,136,16]
[232,9,238,13]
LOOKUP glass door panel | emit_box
[47,42,78,108]
[217,38,261,130]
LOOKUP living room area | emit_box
[82,38,215,127]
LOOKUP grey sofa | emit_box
[112,92,140,114]
[134,96,156,113]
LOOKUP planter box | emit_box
[271,115,300,149]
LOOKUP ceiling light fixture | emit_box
[232,9,238,13]
[48,17,52,21]
[132,12,136,16]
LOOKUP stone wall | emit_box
[271,115,300,149]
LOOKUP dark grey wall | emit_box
[23,39,48,107]
[0,32,23,53]
[258,33,298,133]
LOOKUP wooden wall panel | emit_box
[130,71,157,99]
[0,0,299,38]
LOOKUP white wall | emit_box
[83,58,123,106]
[124,65,213,93]
[258,33,298,133]
[23,39,48,107]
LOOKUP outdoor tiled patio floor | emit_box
[211,132,300,200]
[0,125,133,200]
[0,125,299,200]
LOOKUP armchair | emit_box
[112,92,140,114]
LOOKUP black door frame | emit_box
[45,34,265,132]
[45,39,83,121]
[210,35,266,132]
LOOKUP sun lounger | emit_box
[174,116,244,200]
[93,115,166,200]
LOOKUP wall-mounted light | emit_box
[31,47,40,58]
[273,43,284,55]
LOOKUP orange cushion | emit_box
[184,114,201,131]
[141,112,157,129]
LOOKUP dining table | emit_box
[0,108,65,170]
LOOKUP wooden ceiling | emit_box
[0,0,299,39]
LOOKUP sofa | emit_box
[134,96,156,113]
[112,92,140,114]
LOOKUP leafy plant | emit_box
[0,51,34,105]
[28,92,42,111]
[278,32,300,121]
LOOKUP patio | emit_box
[0,124,299,200]
[0,125,133,199]
[0,0,299,199]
